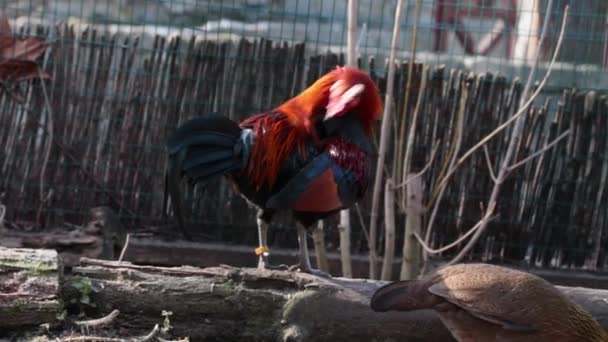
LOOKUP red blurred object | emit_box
[434,0,518,57]
[0,15,49,81]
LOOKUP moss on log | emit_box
[0,247,63,329]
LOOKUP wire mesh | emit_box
[0,0,607,271]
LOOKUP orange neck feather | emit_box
[244,67,381,190]
[277,72,336,129]
[244,74,336,189]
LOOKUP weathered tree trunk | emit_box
[0,247,63,328]
[65,258,452,341]
[2,248,608,342]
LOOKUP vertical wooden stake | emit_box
[400,174,423,280]
[312,220,330,273]
[368,0,405,280]
[381,179,396,280]
[338,210,353,277]
[338,0,359,278]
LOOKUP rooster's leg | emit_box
[290,222,330,277]
[256,211,287,270]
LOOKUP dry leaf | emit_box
[0,14,49,82]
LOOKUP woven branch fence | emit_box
[0,25,606,270]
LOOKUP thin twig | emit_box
[157,338,190,342]
[61,324,160,342]
[414,211,497,255]
[368,0,405,279]
[338,0,358,279]
[399,63,428,211]
[393,140,439,190]
[73,310,120,328]
[354,203,370,244]
[38,68,53,202]
[118,233,131,262]
[422,74,468,264]
[33,125,137,217]
[0,291,33,298]
[483,145,499,183]
[381,179,396,280]
[52,139,137,217]
[0,81,26,103]
[0,203,6,226]
[136,324,160,342]
[433,3,568,194]
[60,337,124,342]
[396,0,423,181]
[447,2,567,265]
[508,129,570,172]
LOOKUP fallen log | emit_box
[4,214,608,288]
[0,247,63,329]
[64,258,452,341]
[1,247,608,341]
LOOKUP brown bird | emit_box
[370,263,608,342]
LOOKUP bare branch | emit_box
[483,145,499,183]
[338,0,359,280]
[60,336,125,342]
[137,324,161,342]
[415,208,497,255]
[157,337,190,342]
[447,2,568,266]
[0,203,5,227]
[73,310,120,328]
[118,233,131,262]
[60,324,160,342]
[368,0,405,279]
[433,3,568,194]
[38,68,53,202]
[393,140,439,190]
[381,179,396,280]
[354,203,370,244]
[398,4,424,185]
[31,121,139,217]
[422,75,469,264]
[508,129,570,172]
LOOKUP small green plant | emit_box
[56,309,67,321]
[69,277,97,312]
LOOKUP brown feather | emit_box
[371,263,608,342]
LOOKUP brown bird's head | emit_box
[370,278,442,312]
[278,66,383,135]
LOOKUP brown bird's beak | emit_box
[370,281,419,312]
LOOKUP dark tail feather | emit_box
[164,116,245,239]
[166,148,190,239]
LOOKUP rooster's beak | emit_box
[324,83,365,121]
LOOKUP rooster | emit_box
[165,66,382,276]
